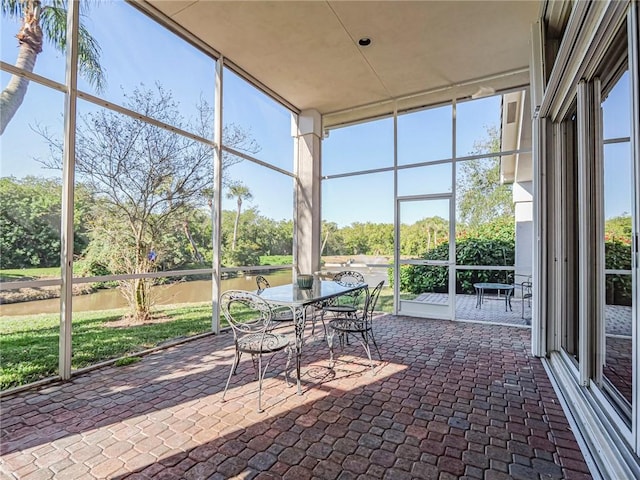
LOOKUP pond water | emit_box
[0,270,294,317]
[0,265,390,318]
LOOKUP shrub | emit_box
[391,235,632,305]
[605,240,632,306]
[394,237,515,295]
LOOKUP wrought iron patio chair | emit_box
[256,275,270,293]
[255,275,295,323]
[327,280,384,373]
[220,290,292,412]
[521,278,532,321]
[313,270,366,336]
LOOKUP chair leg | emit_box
[257,354,264,413]
[232,350,242,375]
[327,327,336,368]
[369,329,382,360]
[359,331,374,375]
[312,307,327,338]
[222,349,241,402]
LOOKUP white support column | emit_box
[59,1,80,380]
[293,110,322,278]
[514,181,534,284]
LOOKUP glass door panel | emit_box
[396,197,452,319]
[599,70,634,420]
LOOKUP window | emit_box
[598,66,633,418]
[560,103,580,365]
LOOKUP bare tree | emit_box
[38,83,259,320]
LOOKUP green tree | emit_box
[457,126,514,228]
[321,221,341,255]
[605,214,632,243]
[1,0,105,134]
[0,176,91,268]
[226,182,252,251]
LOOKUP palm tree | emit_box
[1,0,105,134]
[226,182,252,251]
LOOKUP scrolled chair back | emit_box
[333,270,365,287]
[220,290,274,335]
[363,280,385,322]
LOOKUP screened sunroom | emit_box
[0,1,638,478]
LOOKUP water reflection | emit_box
[0,270,293,317]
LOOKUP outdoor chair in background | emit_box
[327,280,384,374]
[521,277,533,321]
[220,290,292,412]
[256,275,270,293]
[314,270,366,336]
[255,275,295,323]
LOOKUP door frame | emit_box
[394,194,455,319]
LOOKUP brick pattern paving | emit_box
[1,315,592,479]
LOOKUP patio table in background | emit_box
[257,278,367,394]
[474,282,514,312]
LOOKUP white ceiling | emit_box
[142,1,541,126]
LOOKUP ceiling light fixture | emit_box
[358,37,372,47]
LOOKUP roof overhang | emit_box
[139,1,542,127]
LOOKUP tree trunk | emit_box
[183,220,204,263]
[132,238,151,321]
[320,229,330,255]
[1,5,43,135]
[134,278,151,322]
[232,198,242,250]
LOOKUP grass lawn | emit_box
[0,304,219,390]
[0,266,62,281]
[0,289,395,391]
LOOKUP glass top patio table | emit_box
[473,282,514,312]
[257,279,367,394]
[257,280,365,306]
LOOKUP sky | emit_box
[0,1,633,227]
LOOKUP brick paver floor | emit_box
[1,315,592,479]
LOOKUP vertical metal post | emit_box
[292,113,299,279]
[392,102,399,315]
[59,0,80,380]
[627,3,639,452]
[451,99,457,321]
[577,80,594,386]
[593,77,605,388]
[530,18,545,356]
[211,57,223,335]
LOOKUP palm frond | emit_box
[37,1,106,92]
[77,22,106,92]
[1,0,22,18]
[40,4,67,50]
